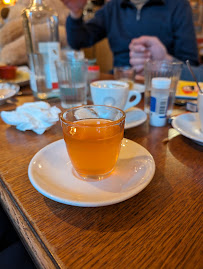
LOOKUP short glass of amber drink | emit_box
[60,105,126,180]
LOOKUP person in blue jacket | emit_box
[61,0,199,68]
[129,35,203,81]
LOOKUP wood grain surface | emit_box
[0,84,202,269]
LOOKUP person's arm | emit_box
[171,0,199,66]
[129,36,203,82]
[129,36,173,73]
[60,0,86,18]
[66,3,110,50]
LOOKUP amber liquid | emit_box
[120,78,134,90]
[62,118,124,178]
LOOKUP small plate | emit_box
[0,66,30,86]
[0,83,20,105]
[28,139,155,207]
[125,107,147,129]
[172,113,203,145]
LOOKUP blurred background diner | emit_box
[63,0,200,70]
[0,0,202,73]
[129,35,203,82]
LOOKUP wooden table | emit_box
[0,84,202,269]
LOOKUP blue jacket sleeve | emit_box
[171,0,199,66]
[66,7,107,50]
[181,64,203,82]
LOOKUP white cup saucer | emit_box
[125,107,147,129]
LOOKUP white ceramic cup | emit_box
[90,80,141,111]
[198,91,203,133]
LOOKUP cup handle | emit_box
[124,90,141,111]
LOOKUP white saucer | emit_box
[28,138,155,207]
[125,107,147,129]
[172,113,203,145]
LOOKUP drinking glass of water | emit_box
[55,58,88,108]
[144,60,183,127]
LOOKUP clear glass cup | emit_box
[144,60,183,127]
[60,105,126,180]
[55,59,88,108]
[22,0,60,100]
[113,66,135,90]
[29,53,60,99]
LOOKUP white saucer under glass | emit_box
[28,138,155,207]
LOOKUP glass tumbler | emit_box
[113,66,135,90]
[60,105,126,180]
[55,59,88,108]
[144,60,183,127]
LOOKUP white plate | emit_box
[0,83,20,105]
[125,107,147,129]
[172,113,203,145]
[28,138,155,207]
[0,66,30,86]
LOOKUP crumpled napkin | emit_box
[1,101,61,134]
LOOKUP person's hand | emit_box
[129,36,173,75]
[60,0,88,18]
